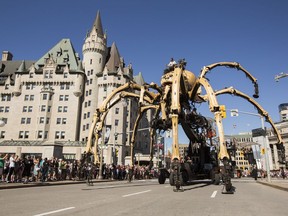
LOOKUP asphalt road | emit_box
[1,179,287,216]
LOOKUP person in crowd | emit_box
[0,154,8,182]
[40,158,49,182]
[22,156,34,184]
[6,154,16,183]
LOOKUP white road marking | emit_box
[211,190,217,198]
[33,207,75,216]
[122,190,151,197]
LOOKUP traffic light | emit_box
[219,105,226,118]
[115,149,119,157]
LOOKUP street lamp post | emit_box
[230,109,271,182]
[98,126,105,180]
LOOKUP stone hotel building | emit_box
[0,11,151,165]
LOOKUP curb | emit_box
[0,180,112,190]
[257,180,288,192]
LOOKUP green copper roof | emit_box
[34,39,79,70]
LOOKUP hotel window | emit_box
[115,108,119,114]
[44,71,49,79]
[55,131,60,139]
[46,117,50,124]
[115,119,119,126]
[38,131,43,139]
[21,118,25,124]
[41,105,46,112]
[5,107,9,113]
[90,59,92,64]
[91,69,93,75]
[58,106,63,112]
[64,95,69,101]
[0,131,5,139]
[26,118,31,124]
[90,79,92,84]
[24,95,29,101]
[44,131,48,139]
[64,73,68,78]
[56,118,61,124]
[63,106,68,112]
[59,95,64,101]
[29,73,34,78]
[42,94,48,100]
[60,131,65,139]
[22,106,27,112]
[40,117,45,124]
[87,112,90,118]
[28,106,33,112]
[88,100,91,106]
[0,107,3,112]
[1,95,11,101]
[62,118,67,124]
[89,89,92,95]
[60,84,65,90]
[47,106,51,112]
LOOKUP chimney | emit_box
[2,51,13,61]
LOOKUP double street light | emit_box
[229,109,271,182]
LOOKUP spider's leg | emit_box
[199,62,259,98]
[215,86,284,163]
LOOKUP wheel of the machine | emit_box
[213,173,221,185]
[158,171,166,184]
[225,181,232,192]
[181,170,189,185]
[169,172,175,186]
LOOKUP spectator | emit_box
[0,154,8,182]
[23,156,34,184]
[6,154,16,183]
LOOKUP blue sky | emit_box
[1,0,287,143]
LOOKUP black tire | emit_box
[214,173,221,185]
[169,172,175,186]
[225,181,232,192]
[181,170,189,185]
[158,172,166,184]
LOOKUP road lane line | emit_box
[33,207,75,216]
[122,190,151,197]
[211,190,217,198]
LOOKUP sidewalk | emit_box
[0,179,111,190]
[256,178,288,192]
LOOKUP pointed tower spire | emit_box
[92,10,104,36]
[106,42,121,72]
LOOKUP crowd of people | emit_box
[0,153,159,184]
